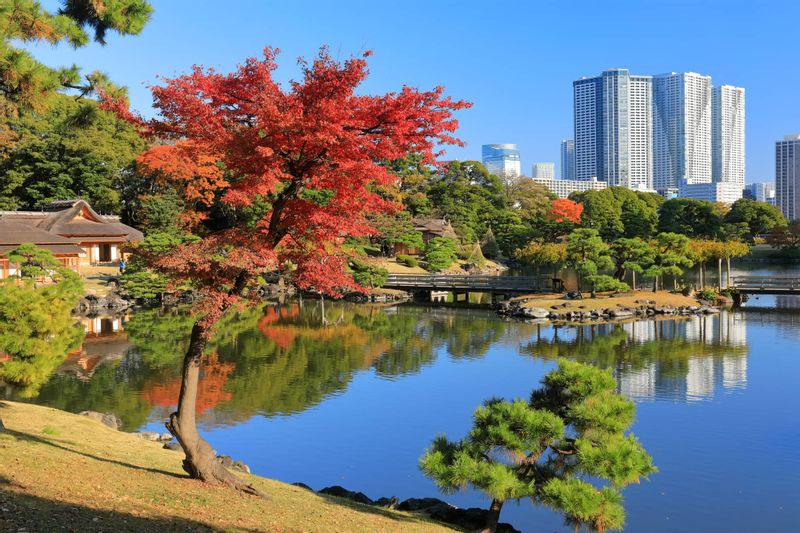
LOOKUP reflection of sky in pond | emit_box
[13,300,800,533]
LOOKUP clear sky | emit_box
[30,0,800,183]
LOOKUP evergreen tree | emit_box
[610,237,654,290]
[421,359,656,533]
[0,0,152,116]
[565,229,614,296]
[0,245,84,402]
[644,233,694,291]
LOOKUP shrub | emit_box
[588,274,630,294]
[349,259,388,288]
[697,289,718,301]
[424,237,458,272]
[396,254,418,268]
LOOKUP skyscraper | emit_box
[481,144,521,182]
[531,162,555,179]
[744,182,776,205]
[712,85,745,192]
[653,72,713,193]
[560,139,575,180]
[776,134,800,221]
[573,69,652,189]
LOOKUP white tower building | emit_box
[653,72,713,194]
[776,134,800,221]
[712,85,745,199]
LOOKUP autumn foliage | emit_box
[548,198,583,224]
[103,47,469,324]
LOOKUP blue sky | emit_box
[31,0,800,182]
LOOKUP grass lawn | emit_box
[80,265,121,297]
[0,402,458,532]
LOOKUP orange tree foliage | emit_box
[548,198,583,224]
[103,47,469,325]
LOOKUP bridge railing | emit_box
[384,274,546,291]
[731,276,800,290]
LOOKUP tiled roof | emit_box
[0,199,143,243]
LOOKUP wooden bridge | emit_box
[383,274,546,295]
[731,276,800,305]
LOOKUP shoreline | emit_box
[495,290,725,322]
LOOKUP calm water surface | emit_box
[12,291,800,532]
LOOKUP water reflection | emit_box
[520,313,748,403]
[10,302,755,430]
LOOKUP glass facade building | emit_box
[560,139,575,180]
[481,144,521,182]
[573,69,653,189]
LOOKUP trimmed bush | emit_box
[396,254,418,268]
[349,259,388,288]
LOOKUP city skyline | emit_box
[22,1,799,183]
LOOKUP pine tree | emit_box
[0,0,152,115]
[421,359,656,533]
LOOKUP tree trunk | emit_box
[166,323,262,496]
[726,257,731,288]
[479,499,504,533]
[652,276,657,293]
[631,269,637,291]
[717,259,723,291]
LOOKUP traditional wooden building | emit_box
[393,217,459,256]
[0,199,143,278]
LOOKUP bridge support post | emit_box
[732,291,742,308]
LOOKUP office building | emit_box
[560,140,575,180]
[482,144,521,182]
[653,72,713,194]
[678,181,744,205]
[776,134,800,221]
[531,176,607,198]
[573,69,653,189]
[712,85,745,192]
[531,162,555,179]
[744,182,776,205]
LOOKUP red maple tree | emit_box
[103,47,469,491]
[548,198,583,224]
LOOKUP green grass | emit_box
[0,401,458,532]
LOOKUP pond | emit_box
[8,293,800,532]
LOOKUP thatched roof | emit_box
[412,217,458,239]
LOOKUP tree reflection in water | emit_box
[15,303,750,431]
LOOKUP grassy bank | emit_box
[0,401,457,532]
[512,290,701,315]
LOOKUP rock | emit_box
[79,411,121,431]
[520,307,549,319]
[700,306,720,314]
[133,431,161,441]
[374,496,399,509]
[609,309,633,318]
[682,286,696,297]
[319,485,374,506]
[216,454,251,474]
[158,433,173,442]
[564,290,583,300]
[397,497,449,512]
[163,441,182,451]
[292,482,314,491]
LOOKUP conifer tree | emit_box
[421,359,656,533]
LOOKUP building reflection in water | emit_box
[57,315,131,380]
[522,312,749,403]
